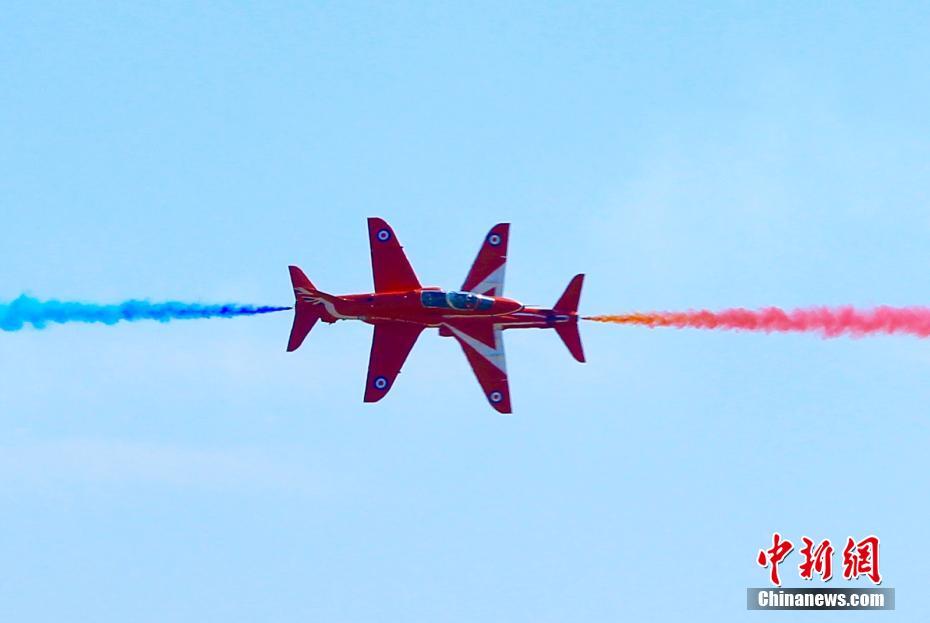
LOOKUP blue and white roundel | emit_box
[373,376,390,390]
[489,390,503,403]
[487,233,502,246]
[376,228,391,242]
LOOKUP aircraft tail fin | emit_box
[554,274,584,314]
[553,274,585,363]
[287,265,321,352]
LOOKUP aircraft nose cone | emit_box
[496,298,523,314]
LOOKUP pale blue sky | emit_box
[2,2,929,621]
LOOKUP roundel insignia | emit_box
[487,233,502,246]
[376,229,391,242]
[489,390,503,403]
[373,376,390,390]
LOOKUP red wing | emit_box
[364,322,425,403]
[368,217,421,293]
[461,223,509,297]
[444,321,511,414]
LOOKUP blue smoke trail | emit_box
[1,295,291,331]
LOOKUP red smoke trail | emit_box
[584,307,930,338]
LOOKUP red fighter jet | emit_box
[286,218,585,413]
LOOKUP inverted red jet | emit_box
[286,218,585,413]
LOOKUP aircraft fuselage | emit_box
[298,287,576,330]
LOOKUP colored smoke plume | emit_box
[0,295,290,331]
[584,307,930,338]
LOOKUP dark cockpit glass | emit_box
[447,291,478,309]
[420,291,449,308]
[421,290,494,310]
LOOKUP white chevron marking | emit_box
[445,323,507,373]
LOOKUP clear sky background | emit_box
[2,2,929,621]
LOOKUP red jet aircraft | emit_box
[286,218,585,413]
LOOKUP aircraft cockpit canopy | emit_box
[421,290,494,310]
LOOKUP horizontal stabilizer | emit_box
[287,307,318,352]
[289,265,316,296]
[554,274,585,362]
[287,265,320,352]
[554,274,584,313]
[554,322,585,363]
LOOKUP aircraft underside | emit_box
[286,218,584,413]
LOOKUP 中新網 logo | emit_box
[756,532,882,586]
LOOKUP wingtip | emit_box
[490,396,513,414]
[364,391,388,404]
[487,223,510,239]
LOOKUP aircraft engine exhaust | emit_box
[0,295,290,331]
[584,306,930,339]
